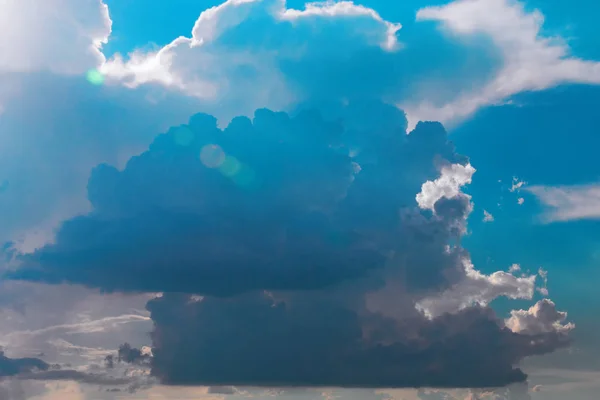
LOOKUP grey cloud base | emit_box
[7,102,572,388]
[146,293,567,389]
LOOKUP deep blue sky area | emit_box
[102,0,221,55]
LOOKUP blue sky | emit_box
[1,0,600,399]
[102,0,600,58]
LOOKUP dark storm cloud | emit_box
[145,293,569,388]
[7,102,573,388]
[117,343,150,365]
[0,352,48,377]
[10,102,464,296]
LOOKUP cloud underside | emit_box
[146,293,569,388]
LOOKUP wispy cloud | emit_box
[406,0,600,129]
[5,314,150,338]
[526,183,600,222]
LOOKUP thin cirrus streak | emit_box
[526,183,600,222]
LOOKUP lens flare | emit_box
[218,155,242,177]
[200,144,225,168]
[231,166,256,188]
[86,69,105,85]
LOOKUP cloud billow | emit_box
[11,103,462,296]
[8,102,573,388]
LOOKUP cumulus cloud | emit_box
[505,299,575,336]
[1,0,597,251]
[97,0,600,133]
[416,259,537,319]
[416,163,475,211]
[405,0,600,129]
[5,103,573,388]
[96,0,535,127]
[0,0,110,73]
[0,0,581,392]
[11,105,465,296]
[526,183,600,222]
[100,0,404,121]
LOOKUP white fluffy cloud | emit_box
[404,0,600,130]
[97,0,600,131]
[0,0,110,74]
[526,183,600,222]
[416,163,476,210]
[416,258,537,319]
[100,0,401,121]
[506,299,575,335]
